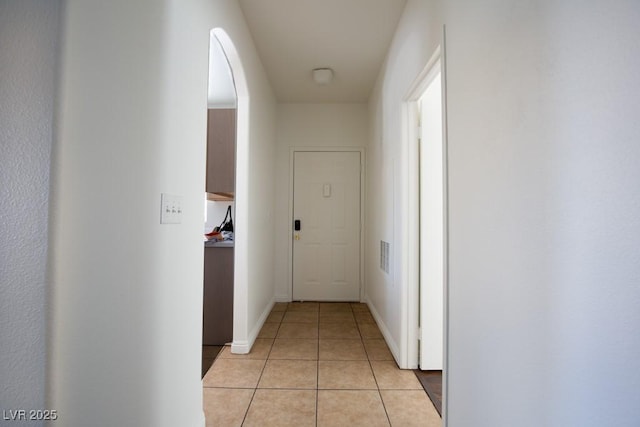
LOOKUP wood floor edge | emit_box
[414,369,443,417]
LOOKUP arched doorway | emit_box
[202,28,251,364]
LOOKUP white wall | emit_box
[0,1,59,423]
[373,0,640,424]
[207,34,236,109]
[241,47,277,348]
[443,1,640,425]
[274,104,368,300]
[366,0,442,366]
[49,1,276,425]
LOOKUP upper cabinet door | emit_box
[206,108,236,196]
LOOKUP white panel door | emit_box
[293,151,361,301]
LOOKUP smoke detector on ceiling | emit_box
[312,68,334,85]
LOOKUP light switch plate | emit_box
[161,193,183,224]
[323,183,331,198]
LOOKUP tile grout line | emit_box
[239,388,257,427]
[360,305,393,427]
[239,360,263,426]
[241,312,280,426]
[204,302,392,425]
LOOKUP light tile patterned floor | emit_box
[202,302,441,426]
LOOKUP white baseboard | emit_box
[230,340,250,354]
[274,295,290,302]
[231,298,275,354]
[367,301,402,367]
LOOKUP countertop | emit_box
[204,240,234,248]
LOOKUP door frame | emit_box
[403,35,449,423]
[417,61,444,371]
[287,147,366,302]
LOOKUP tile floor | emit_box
[202,345,224,378]
[202,302,441,426]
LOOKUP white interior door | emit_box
[419,70,444,370]
[293,151,361,301]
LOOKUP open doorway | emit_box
[406,46,447,419]
[418,64,444,371]
[202,30,237,376]
[417,61,444,417]
[202,28,251,376]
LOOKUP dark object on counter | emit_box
[218,205,234,232]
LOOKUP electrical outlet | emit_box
[160,193,183,224]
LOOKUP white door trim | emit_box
[287,147,366,302]
[403,45,442,369]
[402,29,449,425]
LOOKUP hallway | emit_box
[202,302,440,426]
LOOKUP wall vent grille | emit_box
[380,240,390,274]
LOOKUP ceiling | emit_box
[238,0,408,103]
